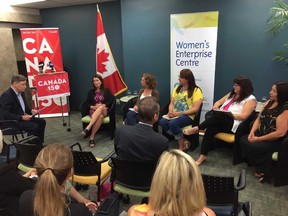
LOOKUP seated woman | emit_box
[127,149,215,216]
[81,74,114,147]
[183,76,256,166]
[240,81,288,182]
[159,68,203,151]
[125,73,159,125]
[19,144,97,216]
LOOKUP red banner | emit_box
[34,72,70,99]
[20,28,69,117]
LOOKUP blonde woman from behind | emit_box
[127,149,215,216]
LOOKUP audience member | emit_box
[183,76,256,166]
[0,75,46,143]
[159,69,203,151]
[0,164,35,216]
[19,144,97,216]
[125,73,159,125]
[114,97,169,161]
[240,81,288,182]
[81,74,115,147]
[127,149,215,216]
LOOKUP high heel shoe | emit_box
[89,140,95,148]
[81,129,89,137]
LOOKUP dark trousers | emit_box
[19,118,46,143]
[199,115,234,155]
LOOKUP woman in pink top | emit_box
[127,149,215,216]
[183,76,256,165]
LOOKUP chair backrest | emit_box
[121,97,138,120]
[202,174,237,205]
[72,150,101,176]
[0,120,24,141]
[12,136,43,167]
[194,102,203,125]
[111,157,157,191]
[202,169,246,215]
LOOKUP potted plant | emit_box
[267,0,288,64]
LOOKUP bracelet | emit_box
[179,111,184,117]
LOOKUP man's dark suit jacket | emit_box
[114,123,169,161]
[0,87,31,121]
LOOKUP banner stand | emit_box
[60,96,71,131]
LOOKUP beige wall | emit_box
[0,28,18,93]
[0,7,41,94]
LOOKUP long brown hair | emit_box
[33,144,73,216]
[176,69,201,98]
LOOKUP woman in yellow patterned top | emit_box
[127,149,215,216]
[159,69,203,151]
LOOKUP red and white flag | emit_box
[96,5,127,95]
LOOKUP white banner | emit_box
[170,11,219,121]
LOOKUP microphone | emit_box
[38,61,44,73]
[47,61,55,72]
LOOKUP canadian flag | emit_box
[96,5,127,96]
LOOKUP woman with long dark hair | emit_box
[159,69,203,151]
[184,76,256,165]
[240,81,288,182]
[81,74,114,147]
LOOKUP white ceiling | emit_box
[11,0,117,10]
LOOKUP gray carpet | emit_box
[44,111,288,216]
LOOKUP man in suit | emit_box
[114,96,169,161]
[0,75,46,143]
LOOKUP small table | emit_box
[119,95,138,103]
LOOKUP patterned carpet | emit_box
[44,111,288,216]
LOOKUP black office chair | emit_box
[0,120,24,141]
[272,137,288,186]
[202,169,251,216]
[0,130,17,164]
[209,110,258,164]
[160,102,203,151]
[12,136,43,172]
[69,143,114,201]
[110,157,157,203]
[80,97,116,139]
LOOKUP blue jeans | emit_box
[159,115,193,140]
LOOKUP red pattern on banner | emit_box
[20,28,69,116]
[96,5,127,96]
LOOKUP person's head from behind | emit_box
[141,73,157,89]
[230,76,254,102]
[138,97,160,124]
[11,75,27,93]
[92,74,105,91]
[149,149,206,216]
[34,144,73,216]
[270,81,288,107]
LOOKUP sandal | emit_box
[81,129,89,137]
[254,171,264,178]
[182,127,199,135]
[183,140,191,152]
[89,140,95,148]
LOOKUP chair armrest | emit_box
[98,150,116,164]
[235,111,257,140]
[79,100,89,117]
[69,142,82,151]
[235,169,246,191]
